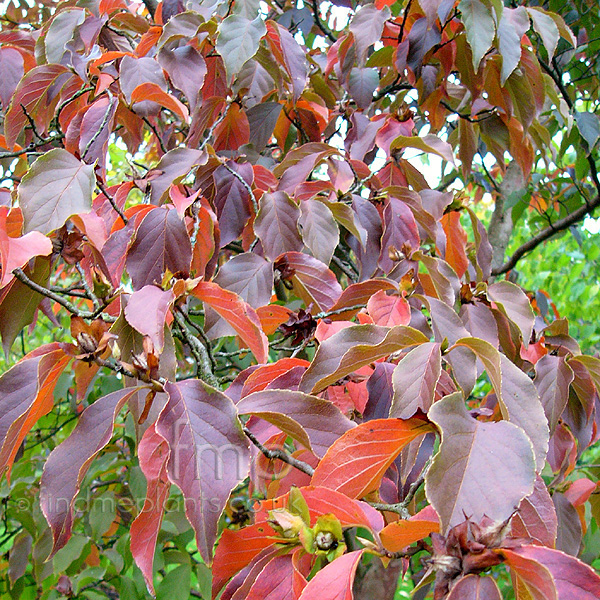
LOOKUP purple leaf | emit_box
[126,207,192,290]
[426,392,536,533]
[237,389,355,458]
[156,380,250,562]
[40,387,142,555]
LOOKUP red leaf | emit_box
[40,387,142,555]
[501,545,600,599]
[0,345,70,480]
[366,290,411,327]
[124,285,174,352]
[245,554,295,600]
[0,206,53,287]
[213,102,250,151]
[191,281,268,364]
[156,380,250,562]
[446,575,502,600]
[130,425,171,595]
[297,550,364,600]
[256,304,294,335]
[212,522,277,597]
[441,211,469,278]
[241,359,310,397]
[327,279,397,320]
[311,418,433,498]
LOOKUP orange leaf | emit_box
[241,358,310,396]
[130,83,189,121]
[380,519,439,552]
[441,212,469,278]
[191,281,268,363]
[256,304,293,335]
[311,418,433,498]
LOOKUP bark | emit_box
[487,162,524,273]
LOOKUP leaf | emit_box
[452,338,549,471]
[347,68,379,110]
[157,44,206,111]
[254,191,303,260]
[389,342,442,419]
[487,281,535,347]
[205,254,273,338]
[297,550,364,600]
[40,387,141,555]
[414,252,461,306]
[156,380,250,562]
[298,199,339,266]
[533,355,574,436]
[0,46,24,110]
[216,15,266,80]
[17,149,95,235]
[212,522,277,597]
[311,418,433,498]
[191,281,268,364]
[367,290,411,327]
[527,7,560,59]
[425,392,536,533]
[512,475,557,548]
[131,82,189,121]
[501,545,600,599]
[275,251,342,313]
[4,64,71,149]
[44,8,84,64]
[0,258,51,355]
[378,197,420,273]
[441,211,469,278]
[459,0,496,70]
[213,161,254,247]
[390,134,455,164]
[124,286,174,352]
[247,102,283,150]
[446,575,502,600]
[126,207,192,290]
[245,555,295,600]
[497,7,529,84]
[149,147,207,205]
[349,3,391,65]
[213,102,250,151]
[131,425,171,595]
[299,324,428,394]
[0,207,52,287]
[380,518,440,552]
[575,111,600,151]
[237,390,355,458]
[266,21,308,101]
[0,346,70,480]
[328,279,397,321]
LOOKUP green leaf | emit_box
[216,15,266,80]
[390,134,455,164]
[156,561,192,600]
[17,148,95,235]
[459,0,496,71]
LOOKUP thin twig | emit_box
[97,180,128,225]
[0,134,65,160]
[142,116,168,154]
[243,426,315,477]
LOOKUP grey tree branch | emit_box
[242,426,315,477]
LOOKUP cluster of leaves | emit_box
[1,0,600,599]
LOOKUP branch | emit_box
[0,133,64,160]
[242,426,315,477]
[367,468,429,519]
[491,192,600,275]
[310,0,337,43]
[173,309,219,386]
[97,181,128,225]
[493,56,600,275]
